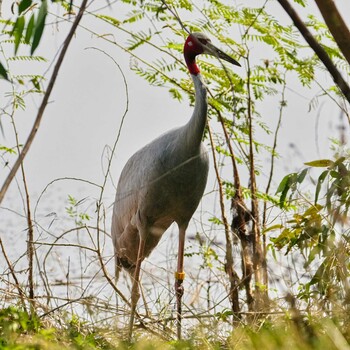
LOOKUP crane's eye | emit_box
[198,38,209,45]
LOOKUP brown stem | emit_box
[208,125,240,318]
[314,0,350,66]
[216,111,254,311]
[246,57,267,310]
[0,0,89,205]
[207,74,255,311]
[0,238,28,312]
[263,79,286,223]
[277,0,350,105]
[8,95,35,311]
[262,77,287,287]
[24,174,35,311]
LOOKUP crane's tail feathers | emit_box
[116,256,136,276]
[115,258,122,283]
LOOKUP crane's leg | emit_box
[115,257,122,311]
[128,237,145,342]
[175,226,186,340]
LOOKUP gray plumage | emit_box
[111,74,208,275]
[111,32,240,340]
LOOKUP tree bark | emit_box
[314,0,350,66]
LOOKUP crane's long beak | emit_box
[206,42,241,67]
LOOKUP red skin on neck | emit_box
[183,35,204,75]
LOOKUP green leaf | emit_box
[297,168,308,183]
[270,227,292,250]
[169,87,182,101]
[315,170,329,204]
[0,145,16,154]
[304,159,334,168]
[31,77,40,90]
[276,173,298,208]
[0,61,9,80]
[25,13,35,44]
[18,0,32,14]
[31,0,47,54]
[97,14,120,27]
[276,173,292,194]
[263,224,283,234]
[292,0,306,8]
[14,16,25,54]
[303,203,323,216]
[329,170,340,178]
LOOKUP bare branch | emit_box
[246,54,268,310]
[277,0,350,106]
[208,125,241,318]
[314,0,350,66]
[0,238,28,312]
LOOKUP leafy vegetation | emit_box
[0,0,349,348]
[0,306,350,349]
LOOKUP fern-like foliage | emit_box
[8,55,47,62]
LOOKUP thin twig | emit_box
[216,108,255,311]
[6,76,36,311]
[246,51,267,310]
[206,48,255,314]
[0,0,89,205]
[85,48,143,320]
[262,75,287,288]
[314,0,350,66]
[159,0,190,34]
[263,76,287,220]
[277,0,350,107]
[0,238,28,312]
[146,310,287,324]
[208,125,240,318]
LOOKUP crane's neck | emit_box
[179,42,207,152]
[182,73,208,150]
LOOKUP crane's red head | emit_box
[184,33,241,76]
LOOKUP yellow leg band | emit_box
[175,272,185,280]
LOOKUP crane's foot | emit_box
[128,267,141,342]
[127,304,136,343]
[128,289,140,342]
[175,272,185,340]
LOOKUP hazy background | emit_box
[0,0,349,312]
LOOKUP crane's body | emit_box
[111,32,240,341]
[112,75,208,274]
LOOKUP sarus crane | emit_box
[111,32,240,340]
